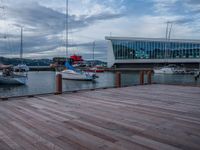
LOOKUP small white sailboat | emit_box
[59,62,97,81]
[0,27,29,85]
[57,0,97,81]
[154,23,187,75]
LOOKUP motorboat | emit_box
[0,64,29,85]
[59,62,98,81]
[154,66,175,74]
[154,65,186,74]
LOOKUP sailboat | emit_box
[153,22,181,74]
[86,41,105,73]
[60,62,97,81]
[0,27,29,85]
[58,0,97,81]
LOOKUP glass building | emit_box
[106,37,200,68]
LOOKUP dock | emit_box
[0,84,200,150]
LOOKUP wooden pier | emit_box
[0,84,200,150]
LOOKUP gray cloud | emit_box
[173,17,195,24]
[185,0,200,4]
[0,1,124,59]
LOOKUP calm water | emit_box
[0,71,199,97]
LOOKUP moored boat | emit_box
[60,69,96,81]
[86,66,105,73]
[0,65,28,85]
[154,66,175,74]
[154,65,186,74]
[58,62,98,81]
[0,27,29,85]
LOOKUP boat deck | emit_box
[0,84,200,150]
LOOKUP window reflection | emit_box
[112,40,200,60]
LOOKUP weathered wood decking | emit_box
[0,84,200,150]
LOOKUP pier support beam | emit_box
[147,71,152,84]
[55,73,62,94]
[115,72,121,88]
[140,71,144,85]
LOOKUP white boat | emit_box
[0,65,28,85]
[0,27,29,85]
[56,1,97,81]
[0,74,28,85]
[154,66,175,74]
[60,69,96,81]
[13,64,29,72]
[154,65,187,74]
[58,62,97,81]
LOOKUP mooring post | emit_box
[55,73,62,94]
[140,71,144,85]
[116,72,121,88]
[147,71,152,84]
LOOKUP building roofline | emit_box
[105,36,200,43]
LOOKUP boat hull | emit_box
[154,69,174,74]
[0,75,27,85]
[154,67,175,74]
[59,71,95,81]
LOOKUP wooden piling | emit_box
[140,71,144,85]
[147,71,152,84]
[55,73,62,94]
[115,72,121,88]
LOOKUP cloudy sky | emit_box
[0,0,200,61]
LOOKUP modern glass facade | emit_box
[111,39,200,60]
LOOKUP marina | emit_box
[0,84,199,150]
[0,71,200,98]
[0,0,200,149]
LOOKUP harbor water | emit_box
[0,71,200,97]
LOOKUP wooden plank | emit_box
[0,85,199,150]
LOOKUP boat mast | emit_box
[164,22,169,60]
[168,23,173,41]
[20,26,23,64]
[165,21,173,60]
[66,0,69,60]
[93,41,95,65]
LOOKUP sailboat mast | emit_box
[66,0,69,59]
[168,23,173,41]
[93,41,95,61]
[20,26,23,64]
[164,22,169,59]
[92,41,95,66]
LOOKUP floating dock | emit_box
[0,84,200,150]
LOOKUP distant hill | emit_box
[84,60,107,66]
[0,57,107,67]
[0,57,53,66]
